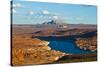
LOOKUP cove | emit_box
[36,37,93,54]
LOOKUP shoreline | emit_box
[32,30,97,52]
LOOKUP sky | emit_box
[12,1,97,24]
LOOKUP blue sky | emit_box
[12,1,97,24]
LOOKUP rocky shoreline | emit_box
[75,35,97,52]
[12,24,97,66]
[12,36,97,66]
[12,36,65,66]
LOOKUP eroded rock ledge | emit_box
[12,36,65,66]
[75,36,97,52]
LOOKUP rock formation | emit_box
[75,36,97,52]
[12,36,65,66]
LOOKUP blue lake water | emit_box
[37,37,93,54]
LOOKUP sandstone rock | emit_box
[75,35,97,51]
[12,36,65,66]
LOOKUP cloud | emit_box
[28,10,60,20]
[13,3,24,8]
[29,11,35,15]
[11,3,23,14]
[12,9,16,13]
[29,10,50,15]
[53,15,59,19]
[42,10,49,14]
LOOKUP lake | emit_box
[37,37,93,54]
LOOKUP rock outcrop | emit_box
[12,36,65,66]
[75,36,97,52]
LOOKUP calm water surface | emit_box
[38,37,93,54]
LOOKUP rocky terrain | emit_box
[12,24,96,37]
[75,35,97,52]
[12,36,65,66]
[12,24,97,66]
